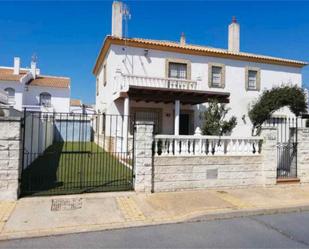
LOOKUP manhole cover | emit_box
[51,198,83,211]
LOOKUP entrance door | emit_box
[179,114,190,135]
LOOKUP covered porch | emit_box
[120,86,230,136]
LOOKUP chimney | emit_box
[180,32,186,46]
[112,1,123,38]
[31,61,37,79]
[13,57,20,75]
[228,16,240,53]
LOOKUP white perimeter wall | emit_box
[23,113,54,168]
[96,44,303,136]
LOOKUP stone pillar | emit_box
[174,100,180,135]
[134,121,154,193]
[297,128,309,183]
[0,117,22,200]
[260,127,278,186]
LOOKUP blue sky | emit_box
[1,1,309,104]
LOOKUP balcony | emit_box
[113,71,230,105]
[113,72,199,94]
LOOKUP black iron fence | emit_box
[264,117,303,179]
[21,111,135,196]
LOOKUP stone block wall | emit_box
[298,128,309,183]
[260,127,278,186]
[0,117,22,200]
[133,124,279,193]
[153,155,263,192]
[133,121,154,193]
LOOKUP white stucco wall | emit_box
[95,44,303,136]
[23,86,70,113]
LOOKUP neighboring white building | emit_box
[70,99,95,114]
[0,58,71,113]
[94,1,307,137]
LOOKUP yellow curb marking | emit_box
[214,191,254,209]
[0,201,16,232]
[116,196,146,222]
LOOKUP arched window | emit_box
[39,92,51,107]
[4,88,15,104]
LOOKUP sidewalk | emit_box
[2,184,309,240]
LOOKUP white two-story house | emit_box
[0,57,71,113]
[94,1,307,138]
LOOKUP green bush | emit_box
[248,85,307,135]
[202,99,237,136]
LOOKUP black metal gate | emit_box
[265,117,301,179]
[20,111,135,196]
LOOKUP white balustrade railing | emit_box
[154,135,263,156]
[114,73,199,93]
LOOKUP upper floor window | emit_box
[168,62,187,79]
[165,59,191,82]
[208,63,225,88]
[4,87,15,104]
[246,67,260,91]
[39,92,51,107]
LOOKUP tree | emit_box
[202,99,237,136]
[249,85,307,135]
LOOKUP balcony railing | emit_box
[114,72,199,94]
[154,135,263,156]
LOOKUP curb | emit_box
[1,205,309,242]
[188,205,309,222]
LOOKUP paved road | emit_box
[1,211,309,248]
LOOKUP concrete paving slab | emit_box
[133,190,235,220]
[3,195,125,233]
[2,185,309,241]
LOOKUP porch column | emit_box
[123,96,129,153]
[174,100,180,135]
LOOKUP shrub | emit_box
[202,99,237,136]
[248,85,307,135]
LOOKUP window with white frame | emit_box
[246,68,260,91]
[211,66,222,87]
[248,70,257,90]
[4,87,15,104]
[39,92,51,107]
[168,62,187,79]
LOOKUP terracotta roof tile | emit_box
[93,36,307,74]
[70,99,82,106]
[29,75,70,88]
[0,68,28,81]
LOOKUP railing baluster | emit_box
[153,135,263,157]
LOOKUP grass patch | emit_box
[21,142,133,196]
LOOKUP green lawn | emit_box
[21,142,133,196]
